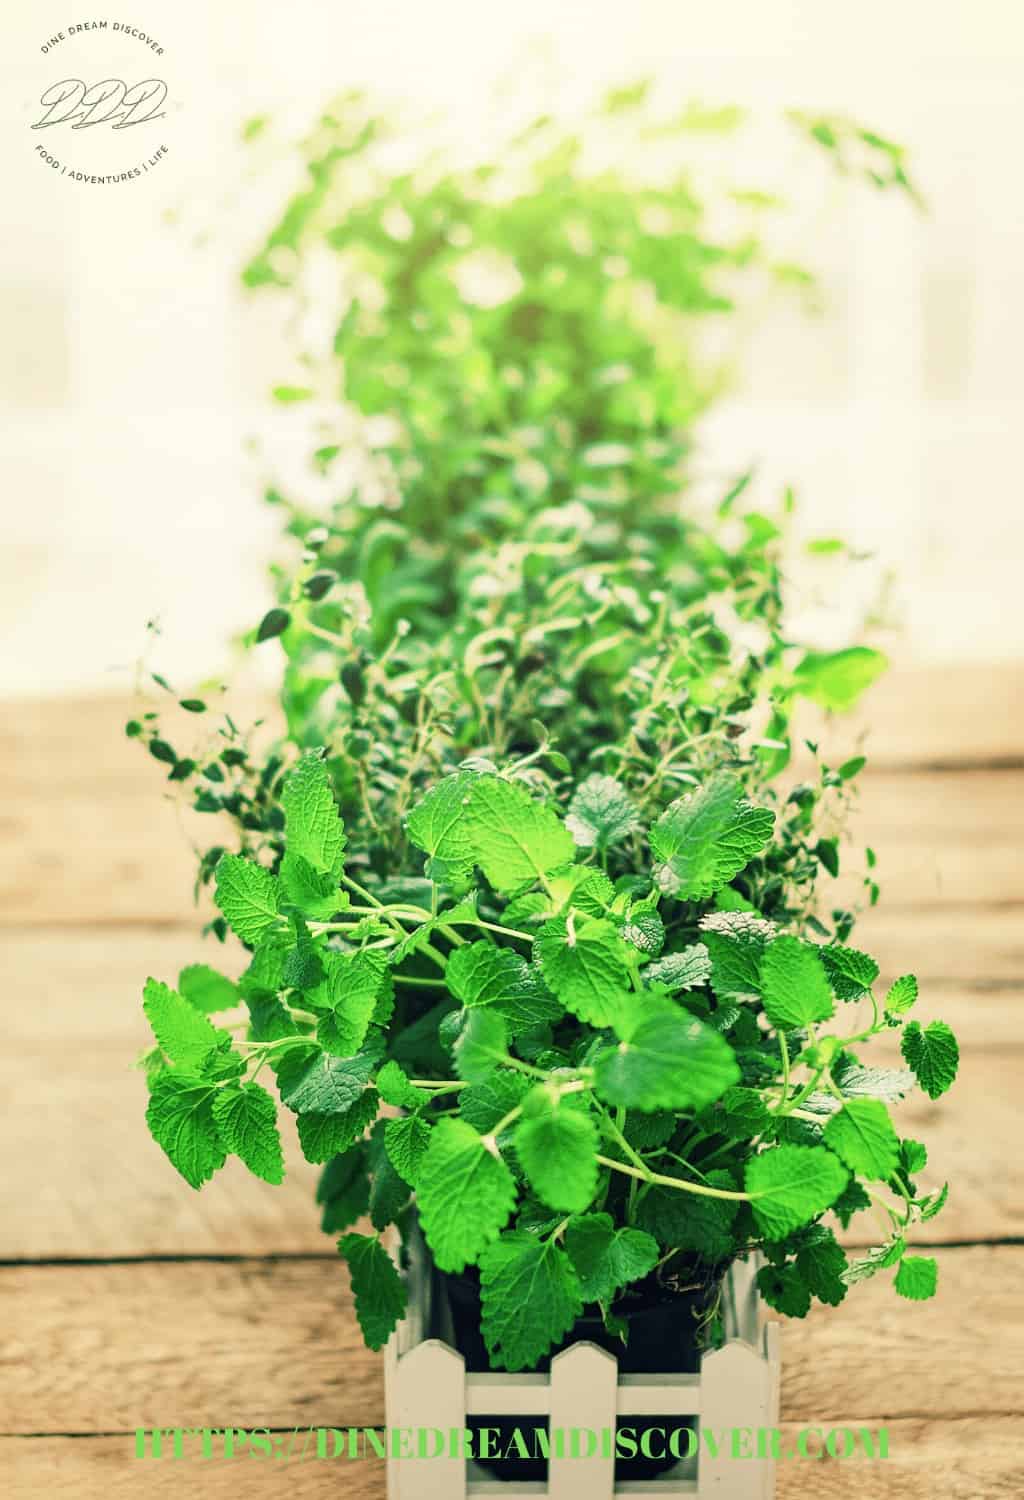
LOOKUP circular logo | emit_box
[28,19,176,185]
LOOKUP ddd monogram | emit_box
[32,78,168,131]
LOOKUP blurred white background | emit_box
[2,0,1022,697]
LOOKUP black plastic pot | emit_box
[438,1263,720,1483]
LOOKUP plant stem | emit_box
[595,1154,752,1203]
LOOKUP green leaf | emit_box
[745,1145,849,1238]
[406,772,477,871]
[256,606,291,642]
[145,1072,226,1189]
[446,942,562,1032]
[478,1232,584,1371]
[918,1182,949,1223]
[708,1085,773,1140]
[535,916,630,1027]
[143,978,223,1072]
[894,1255,938,1301]
[636,1171,740,1260]
[564,1213,659,1303]
[317,1147,369,1233]
[831,1178,872,1229]
[821,945,879,995]
[296,1092,379,1162]
[338,1233,407,1350]
[650,773,774,901]
[756,1263,811,1318]
[899,1138,928,1176]
[795,647,888,712]
[282,750,346,876]
[453,1008,509,1083]
[885,974,918,1016]
[312,951,391,1058]
[759,936,834,1030]
[834,1062,916,1103]
[594,994,739,1111]
[459,1072,533,1132]
[178,964,238,1015]
[843,1237,906,1285]
[515,1105,599,1213]
[214,855,281,946]
[823,1099,900,1181]
[464,776,574,892]
[280,852,341,919]
[384,1115,433,1187]
[280,1043,380,1114]
[700,911,776,998]
[416,1118,517,1272]
[644,943,712,992]
[795,1224,848,1306]
[211,1082,284,1184]
[565,775,640,851]
[375,1060,423,1110]
[900,1020,959,1100]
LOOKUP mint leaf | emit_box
[823,1099,900,1180]
[416,1118,517,1272]
[296,1092,378,1162]
[795,1224,848,1306]
[317,1147,369,1233]
[644,943,712,992]
[338,1233,407,1350]
[406,772,477,869]
[565,775,640,851]
[745,1145,849,1238]
[795,646,888,712]
[464,776,574,892]
[376,1060,423,1110]
[900,1020,959,1100]
[535,916,630,1027]
[146,1073,226,1189]
[280,1043,380,1114]
[700,911,776,998]
[460,1072,533,1132]
[918,1182,949,1222]
[282,750,346,875]
[894,1255,938,1301]
[211,1081,284,1184]
[479,1232,584,1371]
[843,1237,906,1286]
[756,1263,811,1318]
[312,951,391,1058]
[885,974,918,1016]
[178,964,238,1014]
[143,977,224,1072]
[564,1213,659,1303]
[280,852,341,919]
[215,854,280,946]
[515,1105,599,1213]
[636,1171,740,1260]
[594,994,739,1111]
[650,773,774,901]
[831,1178,872,1229]
[384,1115,433,1187]
[446,941,562,1032]
[834,1062,916,1103]
[454,1008,509,1083]
[820,945,879,998]
[759,936,834,1030]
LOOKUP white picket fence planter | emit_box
[384,1243,780,1500]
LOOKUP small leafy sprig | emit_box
[141,749,957,1367]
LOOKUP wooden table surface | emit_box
[4,664,1022,1499]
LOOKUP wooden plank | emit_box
[6,1424,1023,1500]
[4,1248,1021,1437]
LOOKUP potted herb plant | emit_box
[131,84,953,1490]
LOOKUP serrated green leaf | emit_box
[375,1060,422,1110]
[885,974,918,1016]
[311,951,391,1058]
[644,943,712,992]
[406,772,477,870]
[823,1099,900,1180]
[843,1236,906,1285]
[178,964,238,1015]
[820,945,879,996]
[894,1254,938,1301]
[535,916,630,1027]
[338,1233,407,1350]
[145,1072,226,1189]
[453,1008,509,1083]
[900,1020,959,1100]
[459,1072,533,1132]
[416,1118,517,1272]
[707,1085,773,1140]
[565,775,640,851]
[834,1062,916,1103]
[899,1138,928,1176]
[594,994,739,1111]
[515,1105,599,1212]
[700,911,776,998]
[478,1232,584,1371]
[282,750,346,876]
[143,977,225,1073]
[650,773,774,901]
[211,1082,284,1183]
[297,1091,379,1162]
[756,1263,811,1317]
[795,1224,848,1306]
[384,1115,433,1186]
[446,941,562,1032]
[745,1145,849,1238]
[214,854,280,946]
[636,1171,740,1260]
[831,1178,872,1229]
[280,1043,380,1114]
[317,1147,369,1233]
[759,936,834,1030]
[564,1213,659,1303]
[918,1182,949,1222]
[463,776,574,892]
[280,851,341,919]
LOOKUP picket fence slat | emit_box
[385,1254,779,1499]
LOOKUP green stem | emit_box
[595,1154,752,1203]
